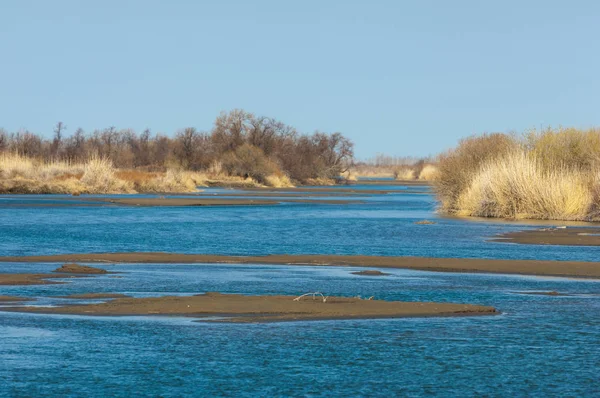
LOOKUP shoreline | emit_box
[1,253,600,279]
[0,197,364,207]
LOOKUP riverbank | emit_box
[435,128,600,222]
[2,253,600,278]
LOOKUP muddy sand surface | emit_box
[236,187,428,195]
[54,263,109,274]
[54,293,131,299]
[0,295,35,302]
[1,197,363,207]
[2,292,497,322]
[348,180,430,186]
[492,227,600,246]
[100,197,362,206]
[351,270,391,276]
[2,253,600,278]
[0,264,108,285]
[0,273,69,286]
[512,291,568,296]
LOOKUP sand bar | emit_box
[0,273,67,286]
[236,187,428,195]
[0,264,108,285]
[491,227,600,246]
[2,253,600,278]
[54,293,130,299]
[0,295,35,302]
[351,270,391,276]
[1,197,362,207]
[54,263,109,274]
[2,292,497,322]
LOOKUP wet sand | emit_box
[0,264,108,285]
[95,198,281,206]
[0,295,35,302]
[54,263,109,274]
[54,293,130,299]
[351,270,391,276]
[2,253,600,278]
[512,291,567,296]
[0,273,68,285]
[349,180,431,186]
[0,197,362,207]
[491,227,600,246]
[238,187,429,195]
[3,292,497,322]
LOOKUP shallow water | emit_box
[1,185,599,397]
[0,186,599,261]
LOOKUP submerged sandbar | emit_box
[2,253,600,278]
[4,292,497,322]
[491,227,600,246]
[0,295,35,302]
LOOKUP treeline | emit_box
[0,110,354,184]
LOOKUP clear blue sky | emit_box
[1,0,599,159]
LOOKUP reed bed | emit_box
[0,153,291,194]
[436,128,600,221]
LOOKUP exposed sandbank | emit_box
[0,273,68,286]
[3,292,497,322]
[0,295,35,302]
[351,270,391,276]
[0,264,108,285]
[239,187,428,194]
[1,197,363,207]
[350,180,430,186]
[2,253,600,279]
[512,291,567,296]
[54,293,130,299]
[54,263,109,274]
[100,198,361,206]
[491,227,600,246]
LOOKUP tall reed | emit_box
[436,128,600,221]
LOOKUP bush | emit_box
[221,143,281,184]
[435,133,518,212]
[436,128,600,221]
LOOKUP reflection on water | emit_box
[1,185,599,396]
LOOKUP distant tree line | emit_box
[0,110,354,183]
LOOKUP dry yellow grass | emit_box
[394,167,416,180]
[349,165,397,178]
[456,152,593,220]
[437,128,600,221]
[0,154,200,194]
[418,164,439,181]
[264,174,294,188]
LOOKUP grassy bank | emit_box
[0,153,289,194]
[0,110,354,190]
[436,127,600,221]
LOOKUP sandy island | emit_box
[2,292,497,322]
[1,253,600,279]
[491,227,600,246]
[53,263,109,274]
[0,264,108,285]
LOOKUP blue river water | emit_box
[1,185,599,397]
